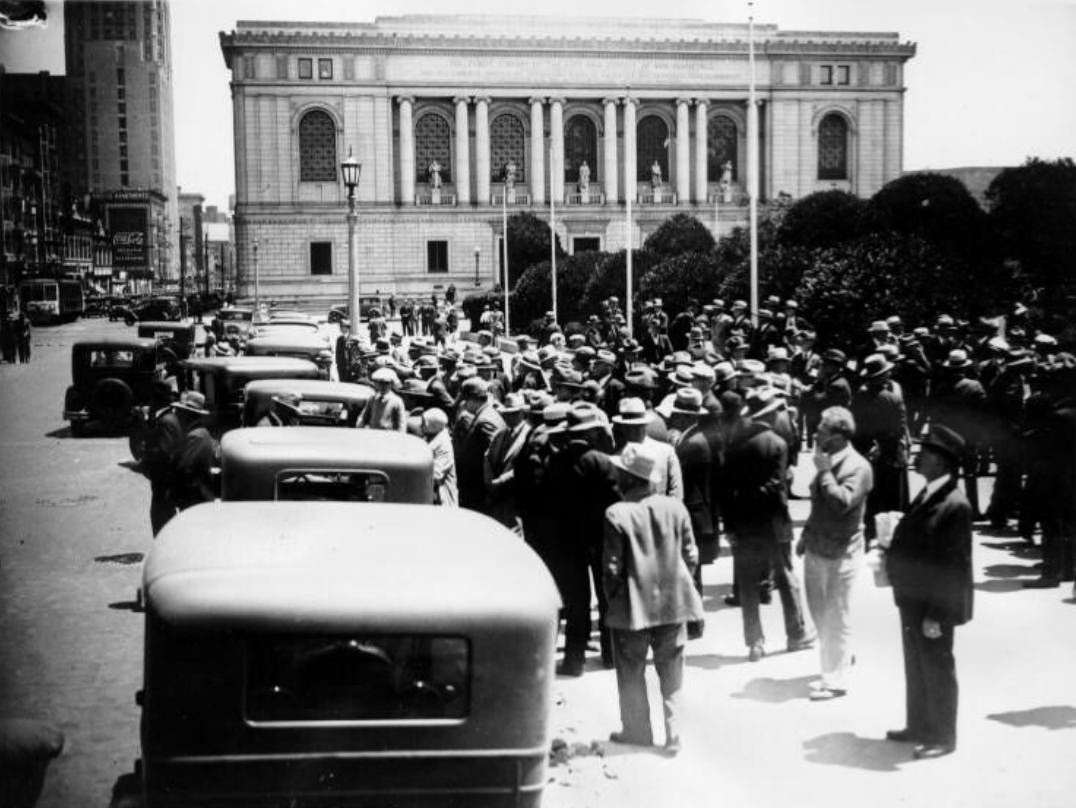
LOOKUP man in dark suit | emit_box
[885,425,974,760]
[453,378,506,513]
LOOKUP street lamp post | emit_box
[502,175,510,336]
[341,147,362,335]
[474,246,481,287]
[252,237,259,314]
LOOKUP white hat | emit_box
[610,442,658,482]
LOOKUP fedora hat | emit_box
[868,320,890,334]
[173,390,209,416]
[624,367,658,391]
[459,377,489,399]
[860,353,894,379]
[668,365,694,387]
[767,346,790,363]
[496,392,526,415]
[542,402,571,425]
[690,362,716,382]
[564,403,604,432]
[613,397,654,425]
[610,441,659,482]
[922,424,966,462]
[671,387,703,414]
[941,348,974,370]
[713,361,737,384]
[526,391,554,415]
[725,335,748,353]
[737,358,766,378]
[741,387,784,420]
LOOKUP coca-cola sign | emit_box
[110,207,149,270]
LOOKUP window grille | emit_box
[490,113,525,182]
[707,116,738,182]
[415,113,452,183]
[298,110,337,183]
[818,114,848,180]
[564,116,597,183]
[636,116,669,182]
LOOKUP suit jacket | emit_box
[483,420,531,525]
[802,446,874,559]
[454,403,506,511]
[721,421,792,543]
[603,495,704,631]
[886,477,974,625]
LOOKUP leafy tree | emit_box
[986,157,1076,298]
[504,211,566,288]
[580,249,658,319]
[509,251,604,331]
[716,242,815,307]
[637,252,722,316]
[642,212,716,258]
[867,172,990,260]
[777,189,868,250]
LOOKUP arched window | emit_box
[818,114,849,180]
[298,110,336,182]
[490,113,525,182]
[707,116,738,182]
[564,115,597,184]
[636,116,669,183]
[415,113,451,183]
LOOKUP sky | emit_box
[3,0,1075,211]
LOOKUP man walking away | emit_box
[604,442,703,756]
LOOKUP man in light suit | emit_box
[797,406,874,700]
[885,424,974,760]
[603,442,704,756]
[483,393,531,529]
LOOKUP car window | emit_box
[245,635,470,722]
[275,470,389,501]
[90,349,135,367]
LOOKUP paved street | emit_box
[1,317,1074,807]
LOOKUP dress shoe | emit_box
[885,729,919,743]
[786,634,817,653]
[808,687,846,701]
[913,743,955,760]
[556,659,584,677]
[723,593,741,607]
[663,736,682,757]
[748,643,765,662]
[609,730,653,746]
[1023,577,1060,589]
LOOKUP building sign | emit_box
[109,207,149,272]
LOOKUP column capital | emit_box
[548,96,567,107]
[529,96,547,107]
[473,95,492,106]
[694,97,710,107]
[452,95,471,106]
[396,95,415,106]
[602,96,620,107]
[675,97,693,107]
[621,96,637,107]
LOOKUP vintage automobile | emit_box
[132,502,559,807]
[244,331,334,378]
[63,338,164,438]
[179,356,321,433]
[211,306,256,342]
[220,426,434,502]
[241,379,374,428]
[125,296,182,326]
[267,308,313,322]
[136,321,200,378]
[327,295,385,326]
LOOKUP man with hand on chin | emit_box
[884,424,974,760]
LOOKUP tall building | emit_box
[64,0,177,284]
[220,15,915,304]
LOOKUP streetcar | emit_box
[19,278,85,324]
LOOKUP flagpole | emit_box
[503,179,510,336]
[550,186,558,323]
[748,0,760,328]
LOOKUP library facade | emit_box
[219,15,915,303]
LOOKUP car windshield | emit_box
[276,469,388,501]
[245,635,470,722]
[88,349,136,367]
[219,310,253,322]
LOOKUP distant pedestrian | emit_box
[603,441,703,756]
[422,407,458,507]
[16,311,31,363]
[1,312,15,363]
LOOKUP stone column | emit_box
[397,96,415,205]
[622,97,637,203]
[694,98,708,203]
[475,96,491,206]
[453,96,471,204]
[529,97,545,205]
[676,98,691,205]
[549,97,565,204]
[603,97,618,204]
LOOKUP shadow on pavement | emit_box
[975,579,1027,594]
[685,652,749,670]
[802,732,910,771]
[982,563,1035,579]
[986,705,1076,730]
[981,540,1039,558]
[597,739,670,759]
[108,600,143,612]
[44,426,72,438]
[731,675,816,703]
[117,459,144,474]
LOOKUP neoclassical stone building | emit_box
[219,15,915,302]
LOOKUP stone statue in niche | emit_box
[651,160,662,189]
[503,160,517,189]
[720,160,733,203]
[428,160,442,189]
[578,161,590,191]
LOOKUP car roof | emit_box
[74,338,158,350]
[181,355,319,372]
[222,425,430,467]
[137,321,193,331]
[146,502,560,629]
[246,334,328,351]
[243,379,373,402]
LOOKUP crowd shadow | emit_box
[730,674,816,704]
[987,705,1076,731]
[685,652,750,670]
[981,540,1039,559]
[802,731,910,772]
[975,579,1027,594]
[982,563,1035,579]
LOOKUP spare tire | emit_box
[91,378,134,426]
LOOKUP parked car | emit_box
[130,501,560,807]
[220,426,433,502]
[136,321,200,378]
[244,332,334,378]
[63,338,163,439]
[241,379,374,428]
[178,355,321,433]
[109,297,137,322]
[211,306,256,342]
[327,295,384,326]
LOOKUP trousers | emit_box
[804,547,860,690]
[734,542,808,649]
[899,605,959,747]
[611,624,685,745]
